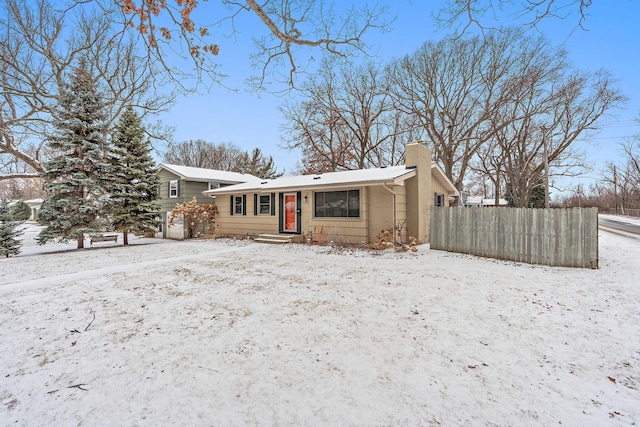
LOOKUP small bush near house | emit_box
[169,197,218,238]
[365,228,419,252]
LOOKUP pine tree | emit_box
[37,58,110,249]
[10,201,32,221]
[237,148,284,179]
[107,106,160,245]
[0,200,23,257]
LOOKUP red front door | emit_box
[283,193,297,232]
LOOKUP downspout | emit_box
[382,182,398,242]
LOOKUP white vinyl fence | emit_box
[430,207,599,269]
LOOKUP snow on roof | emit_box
[158,164,261,184]
[464,196,509,206]
[204,165,417,195]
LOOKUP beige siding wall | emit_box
[405,143,433,243]
[431,176,451,207]
[215,194,279,237]
[367,186,396,241]
[393,185,408,239]
[216,187,393,244]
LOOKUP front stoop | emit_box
[254,234,294,244]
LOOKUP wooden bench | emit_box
[90,234,118,247]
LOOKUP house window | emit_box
[230,195,246,215]
[259,195,271,215]
[208,182,220,190]
[314,190,360,218]
[434,193,445,207]
[169,180,179,198]
[254,193,276,216]
[234,196,244,214]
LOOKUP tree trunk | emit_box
[123,231,129,246]
[77,233,84,249]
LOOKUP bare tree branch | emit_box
[436,0,591,35]
[0,0,174,181]
[113,0,390,90]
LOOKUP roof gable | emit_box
[431,164,459,196]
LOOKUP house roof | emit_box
[464,196,509,206]
[202,163,460,197]
[158,164,261,184]
[203,165,418,195]
[431,164,459,196]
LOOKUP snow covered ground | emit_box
[1,221,639,426]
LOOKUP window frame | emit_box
[313,189,360,218]
[258,194,272,215]
[234,196,244,215]
[169,180,179,198]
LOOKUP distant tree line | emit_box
[163,140,284,180]
[558,135,640,213]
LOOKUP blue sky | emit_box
[155,1,640,194]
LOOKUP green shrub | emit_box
[10,201,32,221]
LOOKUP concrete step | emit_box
[255,234,292,244]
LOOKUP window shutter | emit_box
[242,195,247,215]
[230,195,234,215]
[296,192,302,233]
[176,181,180,197]
[253,194,258,216]
[270,193,276,216]
[278,193,284,233]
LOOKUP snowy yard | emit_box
[1,222,639,426]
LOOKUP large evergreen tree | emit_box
[0,199,23,257]
[37,58,110,249]
[107,106,161,245]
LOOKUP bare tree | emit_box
[621,138,640,191]
[280,59,410,173]
[436,0,592,34]
[495,66,625,208]
[112,0,390,90]
[0,0,174,181]
[388,28,535,190]
[470,136,506,205]
[599,137,640,212]
[163,140,245,170]
[280,96,353,173]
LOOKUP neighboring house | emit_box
[463,196,509,207]
[157,164,260,239]
[203,143,458,244]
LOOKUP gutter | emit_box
[382,182,398,242]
